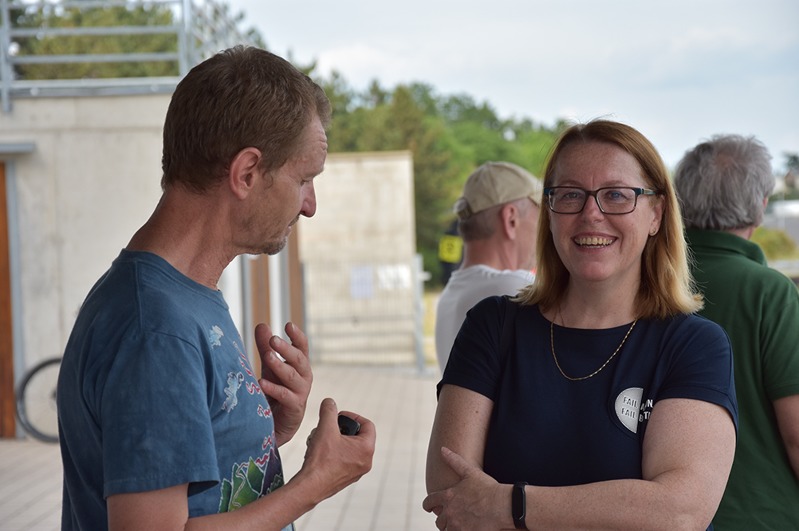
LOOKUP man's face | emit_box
[244,116,328,255]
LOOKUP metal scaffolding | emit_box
[0,0,259,113]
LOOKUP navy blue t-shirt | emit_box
[58,250,293,530]
[440,296,738,487]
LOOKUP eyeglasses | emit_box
[543,186,660,215]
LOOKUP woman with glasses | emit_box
[424,120,737,530]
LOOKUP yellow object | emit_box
[438,234,463,264]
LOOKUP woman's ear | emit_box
[649,196,665,236]
[228,147,262,199]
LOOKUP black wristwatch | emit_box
[512,481,528,529]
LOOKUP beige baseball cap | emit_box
[453,161,543,219]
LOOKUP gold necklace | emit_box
[550,318,638,381]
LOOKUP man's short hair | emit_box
[674,134,774,231]
[161,45,331,192]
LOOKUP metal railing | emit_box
[0,0,259,113]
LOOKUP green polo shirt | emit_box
[686,228,799,530]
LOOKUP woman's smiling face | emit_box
[548,140,663,289]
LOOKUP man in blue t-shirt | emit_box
[57,46,375,530]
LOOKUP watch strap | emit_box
[512,481,528,529]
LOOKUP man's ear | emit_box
[501,203,518,239]
[229,147,262,200]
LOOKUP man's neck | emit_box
[460,239,528,271]
[725,226,756,240]
[126,189,236,289]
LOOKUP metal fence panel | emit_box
[0,0,257,113]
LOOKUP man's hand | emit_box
[255,322,313,446]
[293,398,376,505]
[422,447,507,530]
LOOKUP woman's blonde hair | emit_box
[517,119,702,318]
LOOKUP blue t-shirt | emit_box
[441,296,738,488]
[58,250,292,530]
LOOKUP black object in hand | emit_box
[338,414,361,436]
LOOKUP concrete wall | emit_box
[0,95,169,372]
[298,151,420,364]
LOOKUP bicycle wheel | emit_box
[15,357,61,443]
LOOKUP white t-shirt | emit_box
[434,265,534,372]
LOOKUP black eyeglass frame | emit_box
[543,186,660,215]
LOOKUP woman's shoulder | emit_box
[649,311,718,328]
[460,297,544,341]
[647,312,731,350]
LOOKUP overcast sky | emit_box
[224,0,798,172]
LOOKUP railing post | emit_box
[413,253,431,373]
[178,0,192,75]
[1,0,13,113]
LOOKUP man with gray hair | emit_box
[674,135,799,530]
[434,161,542,372]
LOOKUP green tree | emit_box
[511,120,566,178]
[781,152,799,200]
[785,153,799,173]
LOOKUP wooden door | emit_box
[0,163,16,438]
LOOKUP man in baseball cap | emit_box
[435,161,543,372]
[453,161,543,219]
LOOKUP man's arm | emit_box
[774,394,799,478]
[108,398,375,531]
